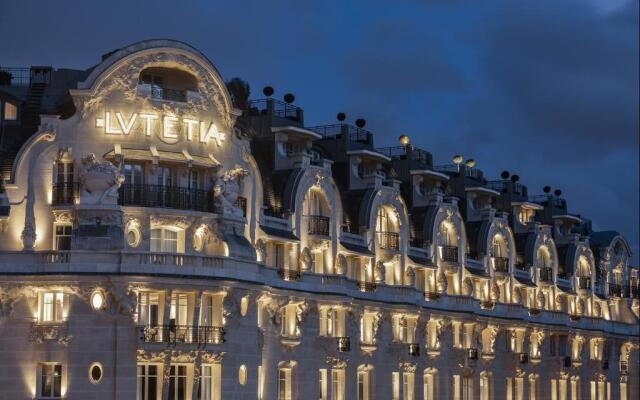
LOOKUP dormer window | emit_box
[138,67,198,103]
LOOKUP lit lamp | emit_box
[452,155,463,173]
[465,159,475,168]
[398,135,410,146]
[90,290,105,311]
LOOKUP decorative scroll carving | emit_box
[30,323,72,346]
[325,357,348,369]
[53,210,73,224]
[21,220,36,250]
[255,239,267,263]
[399,362,416,373]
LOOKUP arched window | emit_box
[439,221,457,247]
[536,246,551,269]
[491,235,507,258]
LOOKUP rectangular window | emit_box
[278,368,292,400]
[332,369,345,400]
[529,376,537,400]
[39,292,65,323]
[137,364,159,400]
[571,379,580,400]
[392,372,400,400]
[453,322,462,348]
[423,372,435,400]
[54,225,72,251]
[168,365,188,400]
[170,293,189,326]
[403,371,415,400]
[137,292,160,326]
[357,369,370,400]
[198,364,220,400]
[151,228,181,253]
[319,369,328,400]
[3,101,17,120]
[463,375,473,400]
[38,363,62,399]
[559,379,568,400]
[479,375,489,400]
[620,382,627,400]
[515,377,523,400]
[552,380,558,400]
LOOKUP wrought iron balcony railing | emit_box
[307,215,330,236]
[337,337,350,352]
[149,86,188,102]
[577,276,591,290]
[357,281,377,293]
[278,268,301,281]
[52,182,78,205]
[235,196,247,217]
[492,257,509,273]
[441,245,458,263]
[248,98,302,120]
[377,231,400,250]
[539,267,553,282]
[138,325,225,344]
[119,184,213,212]
[608,283,623,297]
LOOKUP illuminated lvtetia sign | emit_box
[95,111,226,146]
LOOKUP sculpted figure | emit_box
[79,154,124,205]
[213,166,249,216]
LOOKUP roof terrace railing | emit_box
[529,195,567,209]
[376,145,433,165]
[247,98,302,120]
[433,164,483,180]
[0,66,52,86]
[306,123,371,143]
[486,180,527,196]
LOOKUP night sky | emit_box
[1,0,637,262]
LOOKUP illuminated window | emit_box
[529,375,538,400]
[137,364,159,400]
[392,315,417,344]
[278,368,292,400]
[331,369,345,400]
[199,294,224,328]
[452,322,462,348]
[479,373,491,400]
[423,370,436,400]
[137,292,160,326]
[319,369,328,400]
[168,365,188,400]
[150,228,183,253]
[54,224,72,251]
[3,101,17,120]
[199,365,218,400]
[38,291,65,323]
[403,371,415,400]
[392,372,400,400]
[357,366,373,400]
[38,363,62,399]
[453,375,474,400]
[170,293,189,326]
[280,304,300,338]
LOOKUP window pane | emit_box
[4,102,17,120]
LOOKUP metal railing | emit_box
[375,146,433,165]
[247,99,302,120]
[337,337,350,352]
[441,245,458,263]
[408,343,420,357]
[577,276,591,290]
[492,257,509,273]
[357,281,377,293]
[306,123,371,143]
[608,283,623,297]
[150,86,188,102]
[307,215,330,236]
[377,231,400,250]
[424,291,440,300]
[433,164,482,180]
[485,180,527,196]
[51,182,78,205]
[539,267,553,282]
[118,184,213,212]
[529,195,567,209]
[277,268,301,281]
[0,66,52,86]
[138,325,225,344]
[556,271,571,280]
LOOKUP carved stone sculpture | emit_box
[374,261,385,283]
[335,254,347,275]
[79,154,124,205]
[404,266,415,286]
[213,166,249,217]
[299,247,312,272]
[437,271,448,293]
[536,291,546,309]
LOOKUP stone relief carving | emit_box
[30,323,72,346]
[490,281,500,301]
[436,271,448,293]
[213,166,249,217]
[21,220,37,250]
[536,291,546,309]
[299,247,312,272]
[374,261,385,283]
[79,154,124,205]
[255,239,267,263]
[404,266,415,286]
[125,216,142,248]
[512,287,522,304]
[325,356,348,369]
[399,362,416,373]
[462,278,474,297]
[335,254,347,275]
[53,210,73,225]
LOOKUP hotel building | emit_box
[0,39,637,400]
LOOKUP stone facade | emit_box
[0,40,637,400]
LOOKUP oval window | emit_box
[89,362,103,384]
[238,365,247,386]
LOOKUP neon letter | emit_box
[105,112,122,134]
[139,113,158,136]
[116,112,138,135]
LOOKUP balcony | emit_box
[307,215,330,236]
[278,268,301,281]
[424,291,440,300]
[608,283,623,298]
[577,276,591,290]
[357,281,377,293]
[377,231,400,250]
[408,343,420,357]
[138,325,225,344]
[539,267,553,283]
[440,245,459,274]
[248,98,303,122]
[307,123,371,144]
[492,257,509,274]
[137,84,198,103]
[119,184,213,212]
[337,337,350,352]
[51,182,78,205]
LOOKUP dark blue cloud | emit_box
[0,0,637,261]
